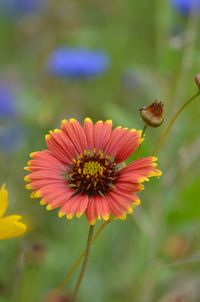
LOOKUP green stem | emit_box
[136,124,148,158]
[59,221,109,290]
[152,91,200,156]
[71,225,95,302]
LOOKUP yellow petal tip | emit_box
[46,204,53,211]
[103,215,110,221]
[134,198,141,205]
[24,175,30,182]
[24,166,31,171]
[58,211,65,218]
[66,214,73,220]
[105,119,112,124]
[119,214,127,220]
[61,119,68,127]
[127,207,133,214]
[53,129,61,133]
[84,117,92,123]
[25,184,32,190]
[29,152,37,158]
[76,212,83,218]
[89,220,96,225]
[31,191,41,199]
[45,134,51,141]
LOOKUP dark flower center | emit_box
[67,150,117,197]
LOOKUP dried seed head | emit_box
[139,100,164,127]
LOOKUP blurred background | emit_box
[0,0,200,301]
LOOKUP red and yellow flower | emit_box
[24,118,161,224]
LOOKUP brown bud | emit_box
[26,243,46,264]
[163,234,189,259]
[44,290,71,302]
[194,73,200,89]
[139,100,164,127]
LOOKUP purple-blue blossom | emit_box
[0,84,24,152]
[171,0,200,14]
[0,0,46,17]
[0,124,24,152]
[47,48,110,79]
[0,84,17,118]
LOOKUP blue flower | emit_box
[0,0,46,17]
[0,84,17,118]
[0,84,24,152]
[171,0,200,14]
[47,48,110,79]
[0,124,24,152]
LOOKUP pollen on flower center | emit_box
[67,150,117,197]
[83,161,103,176]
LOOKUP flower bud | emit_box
[26,243,46,265]
[194,73,200,89]
[44,290,71,302]
[139,100,164,127]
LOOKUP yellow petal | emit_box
[0,184,8,218]
[0,216,27,240]
[2,215,23,222]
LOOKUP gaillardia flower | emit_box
[25,118,161,225]
[0,184,27,240]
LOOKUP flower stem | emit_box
[59,221,109,290]
[136,124,148,158]
[71,225,95,302]
[152,91,200,156]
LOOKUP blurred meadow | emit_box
[0,0,200,301]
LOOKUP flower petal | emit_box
[107,188,140,219]
[61,119,88,154]
[84,117,94,151]
[94,120,112,152]
[118,156,162,182]
[45,130,77,164]
[114,129,142,163]
[0,216,27,240]
[28,179,73,207]
[0,184,8,218]
[59,194,88,219]
[41,184,74,207]
[114,181,144,193]
[25,151,74,208]
[104,127,142,162]
[86,195,110,224]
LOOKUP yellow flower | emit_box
[0,184,27,240]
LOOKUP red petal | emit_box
[61,119,88,154]
[104,127,142,162]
